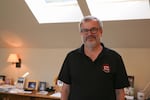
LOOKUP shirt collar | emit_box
[77,43,105,55]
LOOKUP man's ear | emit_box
[99,29,103,37]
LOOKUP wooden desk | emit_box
[0,91,60,100]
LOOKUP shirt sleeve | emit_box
[58,53,71,85]
[114,55,130,89]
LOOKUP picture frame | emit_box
[124,76,134,96]
[128,76,134,87]
[26,80,38,90]
[38,82,47,91]
[56,80,63,87]
[16,77,25,89]
[0,75,5,85]
[0,75,5,81]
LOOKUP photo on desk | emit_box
[128,76,134,87]
[124,76,134,96]
[26,80,38,90]
[38,82,46,91]
[0,75,5,81]
[16,77,25,89]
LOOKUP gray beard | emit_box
[85,42,97,50]
[81,36,100,50]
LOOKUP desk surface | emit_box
[0,91,60,100]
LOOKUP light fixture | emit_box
[7,53,21,68]
[22,72,29,78]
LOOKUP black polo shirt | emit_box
[58,43,129,100]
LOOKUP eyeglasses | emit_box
[80,27,99,34]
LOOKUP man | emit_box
[58,16,129,100]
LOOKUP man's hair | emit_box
[79,16,103,30]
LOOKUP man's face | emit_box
[80,20,102,48]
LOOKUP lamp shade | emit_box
[7,54,19,63]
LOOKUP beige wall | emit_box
[0,48,72,86]
[0,47,150,93]
[114,48,150,92]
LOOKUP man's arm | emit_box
[61,83,70,100]
[116,88,125,100]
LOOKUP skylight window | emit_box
[25,0,83,23]
[86,0,150,21]
[45,0,76,3]
[25,0,150,23]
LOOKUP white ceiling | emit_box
[0,0,150,48]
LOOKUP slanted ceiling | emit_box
[0,0,150,48]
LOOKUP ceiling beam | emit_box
[77,0,91,16]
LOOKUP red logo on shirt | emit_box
[102,64,111,73]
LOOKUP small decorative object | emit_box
[138,81,150,99]
[38,82,46,91]
[26,80,38,90]
[16,77,25,89]
[128,76,134,87]
[137,91,145,100]
[124,76,135,100]
[54,80,63,92]
[0,75,5,81]
[5,78,12,85]
[0,75,5,85]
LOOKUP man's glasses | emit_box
[80,27,99,34]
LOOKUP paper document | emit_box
[0,85,15,92]
[37,91,48,95]
[50,92,61,98]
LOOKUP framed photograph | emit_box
[128,76,134,87]
[0,75,5,85]
[0,75,5,81]
[124,76,134,96]
[16,77,25,89]
[26,80,38,90]
[38,82,47,91]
